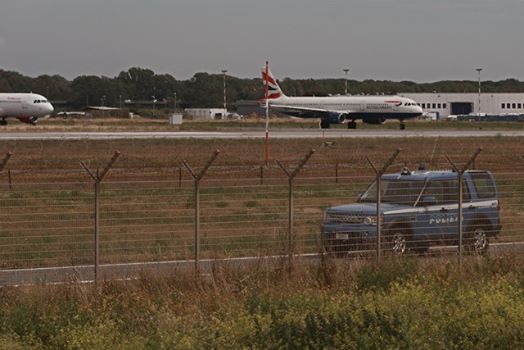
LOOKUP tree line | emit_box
[2,67,524,109]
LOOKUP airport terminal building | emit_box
[399,93,524,119]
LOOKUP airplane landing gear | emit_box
[0,119,7,126]
[347,120,357,129]
[320,119,331,129]
[399,122,406,130]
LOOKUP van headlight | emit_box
[363,216,377,226]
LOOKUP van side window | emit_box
[423,179,470,205]
[470,172,496,198]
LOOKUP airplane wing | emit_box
[270,104,352,119]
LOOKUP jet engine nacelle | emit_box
[326,112,347,124]
[16,116,38,125]
[363,117,386,125]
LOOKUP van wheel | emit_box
[391,232,407,254]
[385,227,409,255]
[465,226,489,255]
[386,226,424,255]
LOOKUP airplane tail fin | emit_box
[262,62,286,100]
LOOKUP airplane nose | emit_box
[46,103,54,114]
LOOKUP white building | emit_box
[184,108,227,120]
[399,93,524,119]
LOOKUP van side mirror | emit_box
[420,195,437,206]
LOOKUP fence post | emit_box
[0,152,13,190]
[260,165,264,185]
[445,147,482,269]
[365,149,401,264]
[7,170,12,191]
[276,149,316,274]
[178,166,183,188]
[80,151,120,284]
[183,149,220,272]
[335,162,339,184]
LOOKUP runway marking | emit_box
[0,130,523,140]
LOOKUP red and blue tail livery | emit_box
[262,66,284,100]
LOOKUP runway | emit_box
[0,129,523,140]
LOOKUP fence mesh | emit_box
[0,138,523,281]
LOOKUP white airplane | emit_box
[0,93,54,125]
[262,65,423,129]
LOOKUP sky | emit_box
[1,0,523,82]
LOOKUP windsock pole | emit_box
[265,60,270,166]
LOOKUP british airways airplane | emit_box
[262,65,423,130]
[0,93,54,125]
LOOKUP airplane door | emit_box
[392,102,400,112]
[21,98,30,111]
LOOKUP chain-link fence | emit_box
[0,144,523,284]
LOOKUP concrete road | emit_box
[1,242,522,286]
[0,129,523,140]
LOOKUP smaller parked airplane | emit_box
[0,93,54,125]
[261,64,423,129]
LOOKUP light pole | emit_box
[152,95,156,117]
[476,67,483,115]
[173,92,177,112]
[343,68,350,95]
[100,95,106,117]
[222,69,227,116]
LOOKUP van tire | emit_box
[465,225,489,255]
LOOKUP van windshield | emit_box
[359,179,425,206]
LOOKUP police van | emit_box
[321,167,501,255]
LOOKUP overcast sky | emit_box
[1,0,523,82]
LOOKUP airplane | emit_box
[0,93,54,125]
[261,64,423,130]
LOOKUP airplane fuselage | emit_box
[0,93,54,125]
[269,95,423,122]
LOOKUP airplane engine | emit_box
[327,112,346,124]
[363,117,386,125]
[16,116,38,125]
